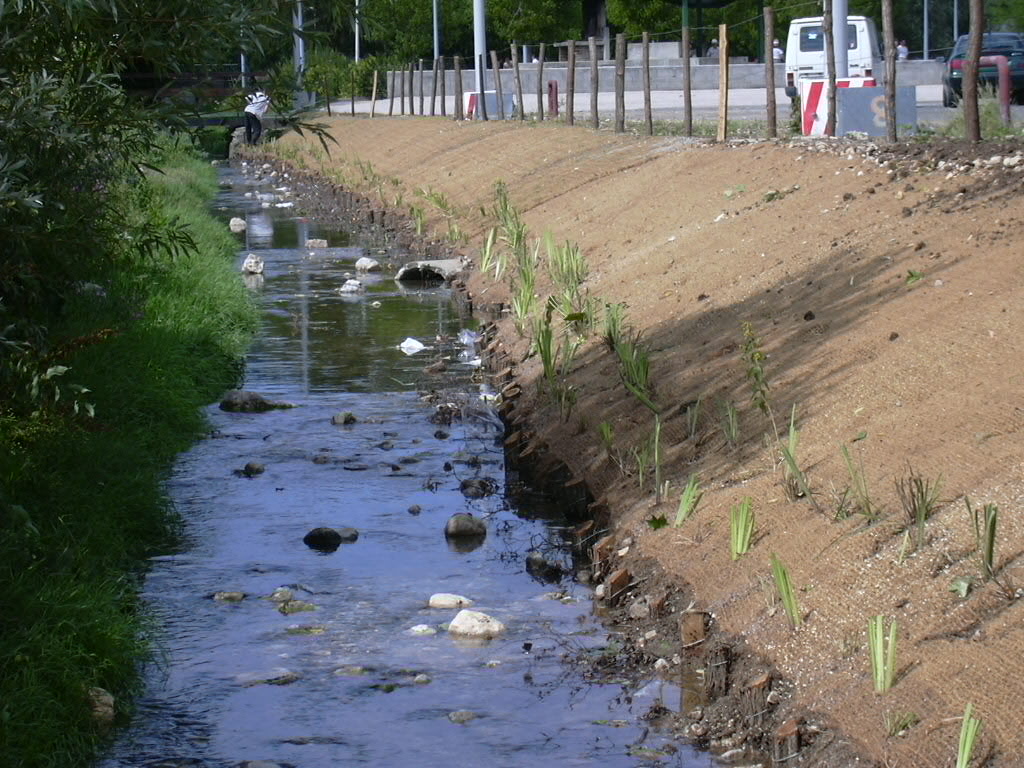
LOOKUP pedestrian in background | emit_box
[244,89,271,145]
[896,40,909,60]
[772,39,784,62]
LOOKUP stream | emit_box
[95,164,714,768]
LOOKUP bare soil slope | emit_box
[280,117,1024,767]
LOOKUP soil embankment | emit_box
[280,117,1024,766]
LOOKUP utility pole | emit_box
[924,0,930,59]
[355,0,361,61]
[433,0,441,61]
[473,0,486,96]
[833,0,848,78]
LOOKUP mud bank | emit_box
[269,117,1024,767]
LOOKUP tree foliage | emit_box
[0,0,291,413]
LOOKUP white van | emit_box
[784,16,882,97]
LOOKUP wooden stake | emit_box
[589,36,599,129]
[716,24,729,141]
[643,31,652,135]
[764,7,777,138]
[370,70,378,118]
[614,33,625,133]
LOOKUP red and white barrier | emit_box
[800,78,877,136]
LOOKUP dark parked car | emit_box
[942,32,1024,107]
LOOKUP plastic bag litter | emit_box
[399,337,426,355]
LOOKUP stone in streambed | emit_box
[447,609,506,638]
[444,513,486,538]
[428,593,474,609]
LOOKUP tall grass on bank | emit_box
[0,138,256,768]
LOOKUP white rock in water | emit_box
[448,609,506,638]
[355,256,381,272]
[305,238,328,248]
[336,279,364,294]
[229,217,247,233]
[398,337,426,355]
[241,253,264,274]
[274,201,294,208]
[429,593,474,609]
[408,624,437,636]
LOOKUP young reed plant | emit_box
[719,398,740,447]
[841,443,879,520]
[770,554,802,628]
[730,497,755,560]
[674,474,703,526]
[479,226,503,279]
[544,231,589,295]
[603,302,628,351]
[956,703,983,768]
[616,331,658,413]
[685,395,703,439]
[966,498,999,583]
[779,404,812,502]
[868,615,899,693]
[652,415,664,502]
[884,711,919,737]
[895,466,943,551]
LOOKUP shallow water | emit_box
[96,165,713,768]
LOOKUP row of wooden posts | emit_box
[346,3,909,144]
[352,20,779,143]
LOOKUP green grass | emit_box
[0,137,256,767]
[730,497,755,560]
[956,703,982,768]
[868,615,899,693]
[674,474,703,526]
[770,554,802,628]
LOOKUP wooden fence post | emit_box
[440,57,447,117]
[682,26,693,135]
[882,0,897,142]
[614,33,625,133]
[642,31,652,136]
[566,40,576,126]
[370,70,378,118]
[511,44,524,120]
[418,59,425,115]
[399,66,405,115]
[765,7,777,138]
[717,24,729,141]
[490,50,505,119]
[454,55,464,120]
[388,69,395,116]
[403,63,411,115]
[430,57,438,116]
[536,42,545,120]
[589,36,599,129]
[479,53,489,120]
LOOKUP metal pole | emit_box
[953,0,959,44]
[433,0,441,60]
[924,0,930,59]
[355,0,361,61]
[293,1,306,105]
[833,0,849,78]
[240,52,248,89]
[473,0,486,95]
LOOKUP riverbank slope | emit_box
[280,117,1024,767]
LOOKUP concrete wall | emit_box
[385,59,943,99]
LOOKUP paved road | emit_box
[332,84,1024,132]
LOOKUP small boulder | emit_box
[213,591,246,602]
[459,477,498,499]
[228,217,246,233]
[220,390,293,412]
[525,551,564,584]
[336,279,364,294]
[278,599,317,615]
[355,256,382,272]
[241,253,264,274]
[236,462,264,478]
[88,687,115,728]
[447,710,478,724]
[448,609,506,638]
[429,593,474,609]
[444,513,486,538]
[408,624,438,636]
[303,527,358,552]
[331,411,357,425]
[305,238,328,248]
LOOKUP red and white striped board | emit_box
[800,78,877,136]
